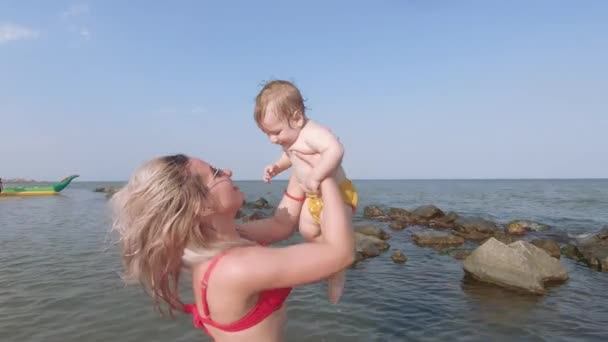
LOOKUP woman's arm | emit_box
[236,173,305,244]
[230,176,355,291]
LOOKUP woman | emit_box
[110,153,355,341]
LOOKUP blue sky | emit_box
[1,1,607,181]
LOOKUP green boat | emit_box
[0,175,79,197]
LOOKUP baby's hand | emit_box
[263,164,280,183]
[303,176,321,194]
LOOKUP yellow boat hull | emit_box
[0,191,59,197]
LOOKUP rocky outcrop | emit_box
[245,197,272,209]
[412,231,465,247]
[453,217,498,241]
[412,205,445,220]
[355,232,390,259]
[355,225,391,240]
[463,238,568,294]
[531,239,561,259]
[505,220,550,235]
[363,205,386,218]
[576,227,608,271]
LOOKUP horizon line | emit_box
[73,177,608,182]
[5,177,608,183]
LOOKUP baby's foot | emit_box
[328,271,346,304]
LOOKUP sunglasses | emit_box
[207,166,225,187]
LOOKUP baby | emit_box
[254,79,358,304]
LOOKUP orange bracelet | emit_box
[284,189,306,202]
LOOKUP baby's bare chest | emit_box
[285,142,317,182]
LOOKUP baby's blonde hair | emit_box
[254,79,307,129]
[110,154,252,316]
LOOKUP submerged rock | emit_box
[391,250,408,264]
[413,205,445,221]
[355,225,391,240]
[94,187,121,198]
[561,244,585,262]
[412,231,465,247]
[389,221,409,231]
[428,212,459,229]
[355,232,390,258]
[487,231,521,245]
[453,217,498,241]
[241,211,268,222]
[363,205,385,218]
[445,248,474,260]
[388,208,412,221]
[505,220,550,235]
[577,227,608,272]
[531,239,561,259]
[463,238,568,295]
[245,197,272,209]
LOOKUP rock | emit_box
[443,211,460,223]
[246,197,271,209]
[429,211,459,228]
[577,228,608,272]
[428,217,456,229]
[505,220,550,235]
[388,208,412,221]
[235,210,245,219]
[389,221,408,231]
[447,248,474,260]
[598,226,608,240]
[413,205,445,220]
[486,231,521,245]
[561,244,585,261]
[462,238,568,294]
[355,225,391,240]
[579,245,608,271]
[94,187,121,198]
[453,217,498,241]
[391,250,408,264]
[241,211,268,222]
[355,232,390,258]
[363,205,385,218]
[531,239,561,259]
[412,231,465,247]
[353,251,366,266]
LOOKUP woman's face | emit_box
[189,158,243,214]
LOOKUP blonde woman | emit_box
[111,153,355,341]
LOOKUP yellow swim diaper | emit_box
[306,179,358,224]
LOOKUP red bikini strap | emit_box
[201,250,229,317]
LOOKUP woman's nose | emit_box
[270,135,278,143]
[223,169,233,178]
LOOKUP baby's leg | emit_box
[299,200,322,242]
[321,203,354,305]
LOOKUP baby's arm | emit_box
[264,152,292,183]
[303,125,344,184]
[237,173,304,244]
[273,151,292,173]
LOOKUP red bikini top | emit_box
[182,250,292,336]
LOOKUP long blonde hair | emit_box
[110,154,253,316]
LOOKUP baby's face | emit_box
[260,110,302,147]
